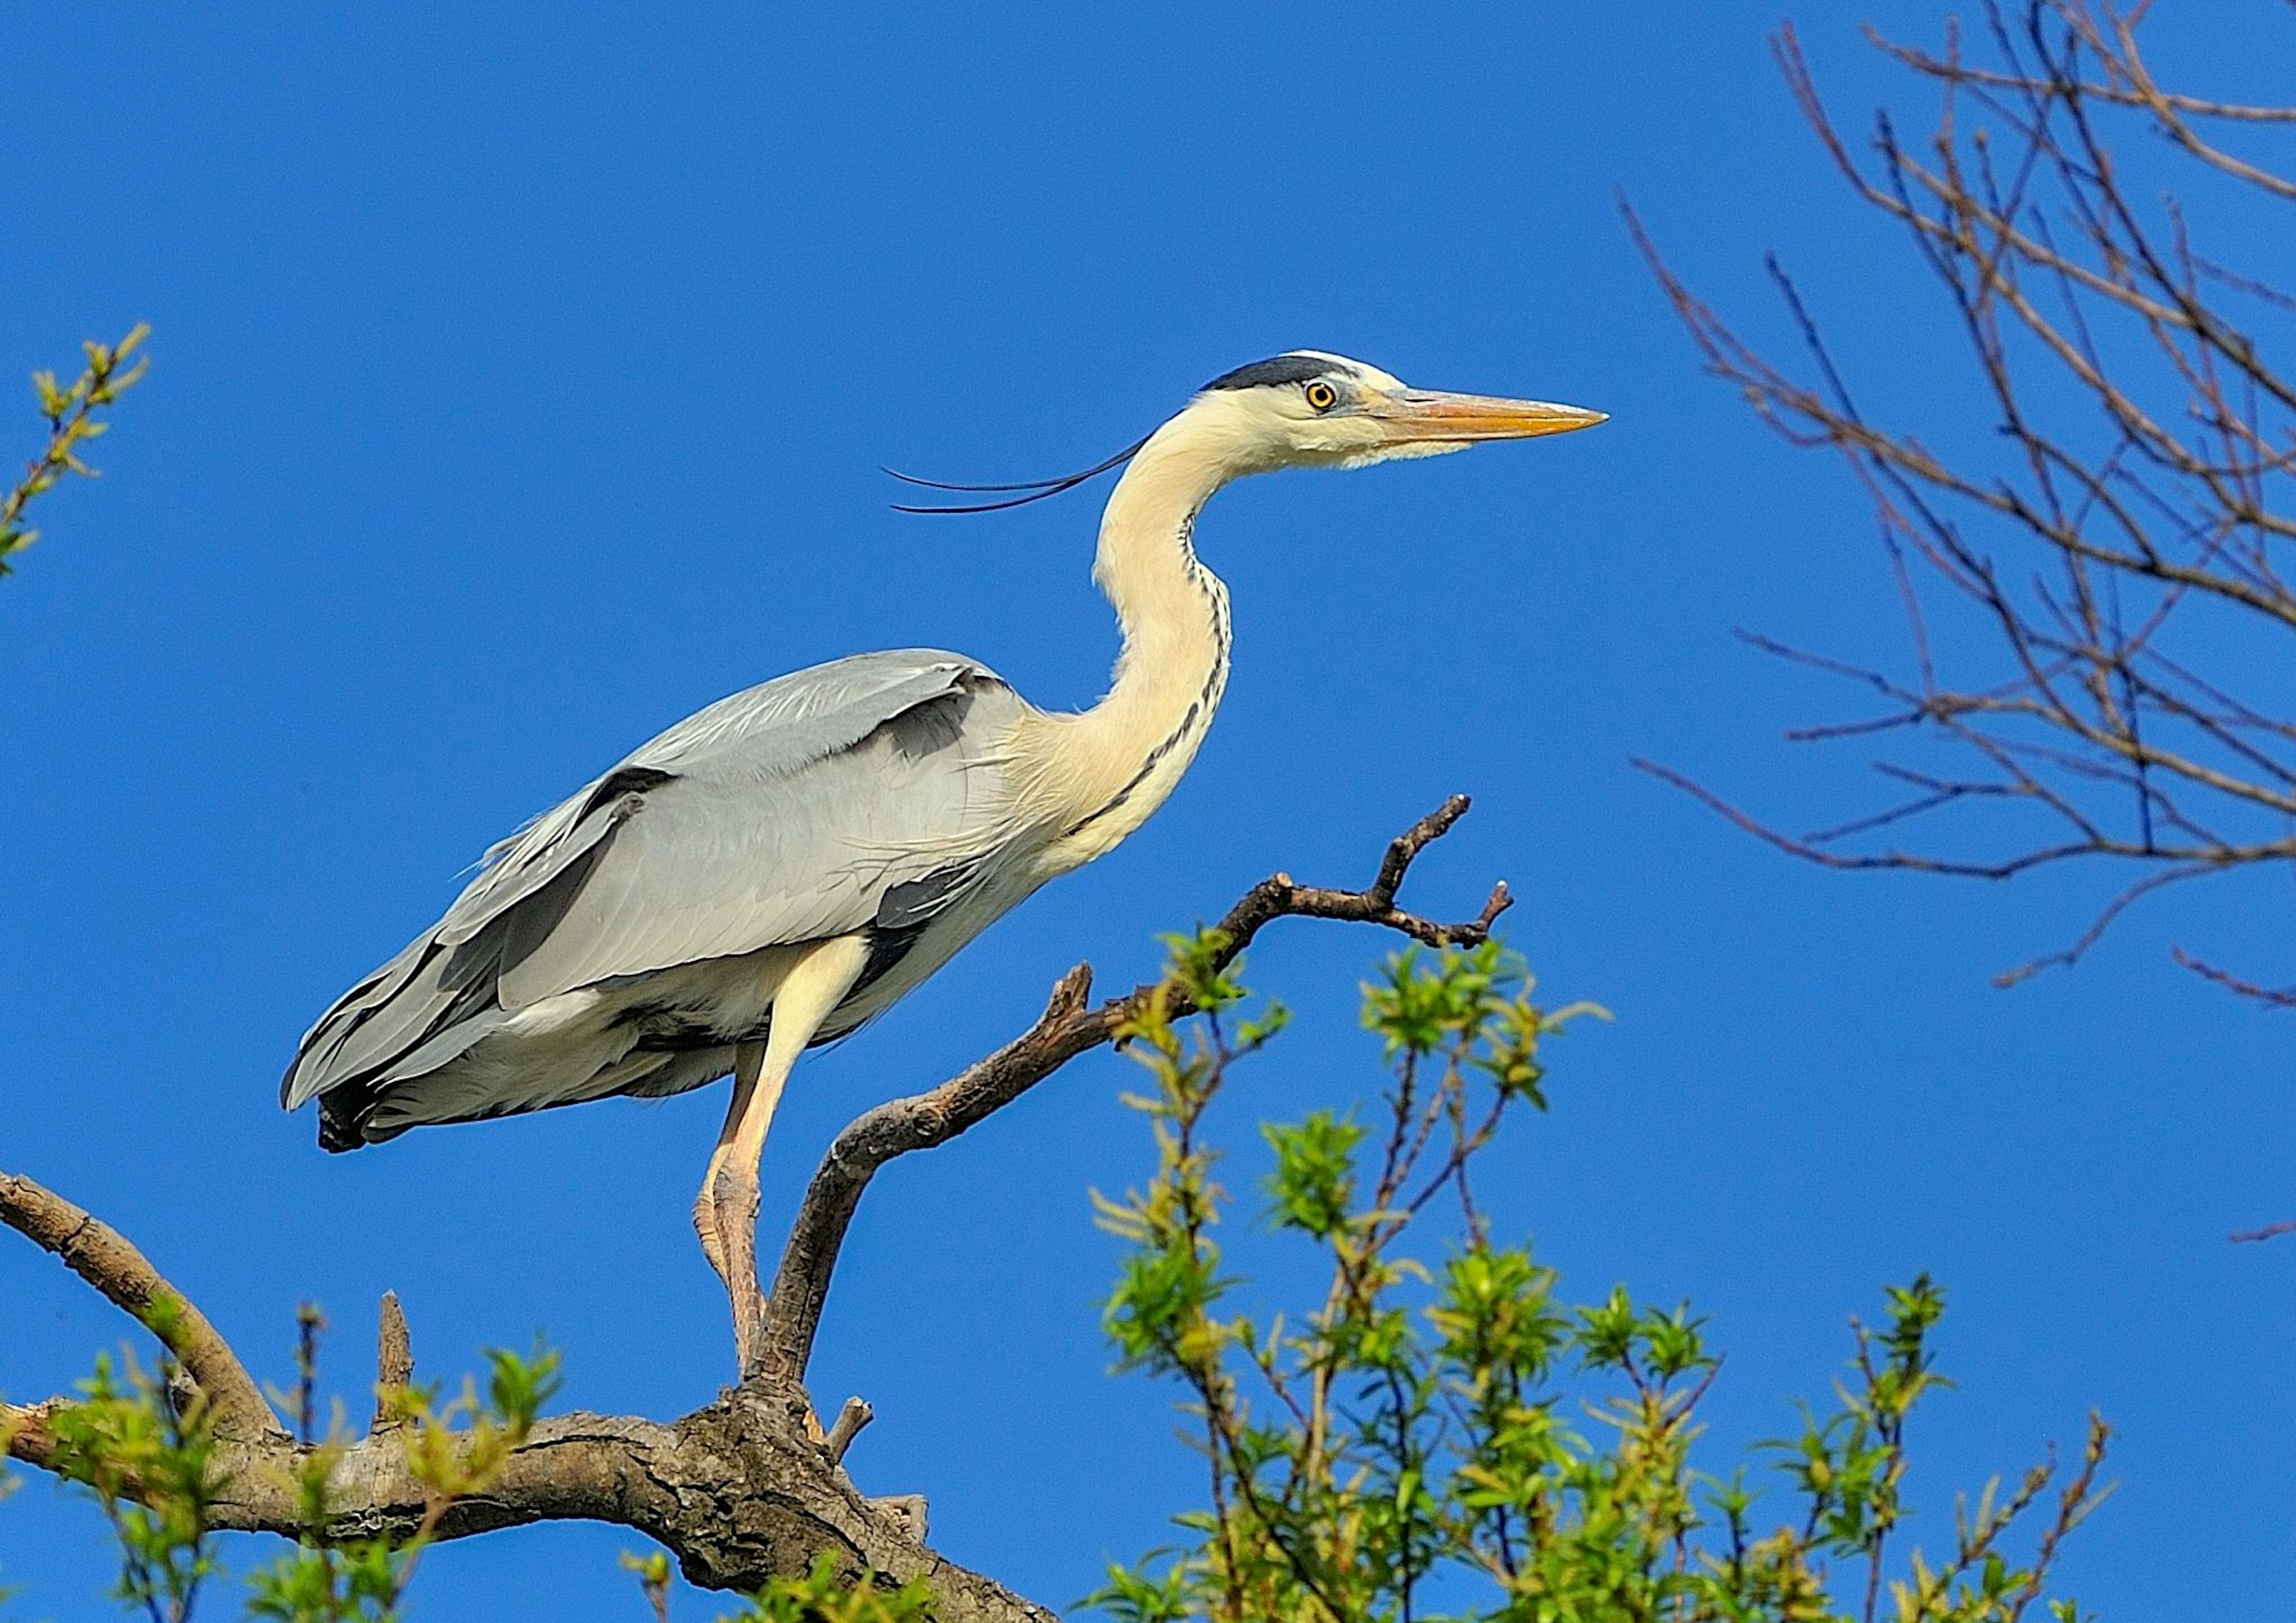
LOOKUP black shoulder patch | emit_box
[579,765,674,821]
[1201,353,1346,392]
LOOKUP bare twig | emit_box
[2228,1218,2296,1245]
[2172,946,2296,1008]
[823,1397,874,1463]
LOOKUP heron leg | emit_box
[700,934,871,1381]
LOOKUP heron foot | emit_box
[709,1164,766,1377]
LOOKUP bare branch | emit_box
[2172,945,2296,1008]
[2229,1218,2296,1245]
[0,1172,281,1440]
[1874,33,2296,123]
[752,796,1507,1388]
[1990,860,2213,986]
[823,1397,874,1464]
[1628,1,2296,995]
[1631,757,2103,879]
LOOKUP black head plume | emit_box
[886,433,1152,515]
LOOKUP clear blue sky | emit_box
[6,5,2291,1618]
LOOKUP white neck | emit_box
[1015,406,1240,867]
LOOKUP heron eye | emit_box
[1303,380,1339,412]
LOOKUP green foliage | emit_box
[9,1312,562,1623]
[42,1348,222,1623]
[0,1485,14,1615]
[1262,1112,1364,1242]
[619,1546,941,1623]
[246,1335,564,1623]
[1,325,149,575]
[246,1533,407,1623]
[624,1549,675,1622]
[1090,939,2111,1623]
[0,1409,18,1613]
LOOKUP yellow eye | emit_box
[1303,380,1338,412]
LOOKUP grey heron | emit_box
[282,351,1604,1374]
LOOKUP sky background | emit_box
[5,4,2293,1618]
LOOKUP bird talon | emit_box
[692,1190,728,1279]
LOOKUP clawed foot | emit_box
[731,1294,765,1380]
[692,1155,872,1462]
[695,1163,767,1378]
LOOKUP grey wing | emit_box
[282,649,1025,1114]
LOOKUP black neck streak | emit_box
[1066,512,1231,838]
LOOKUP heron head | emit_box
[1188,350,1606,473]
[887,350,1604,514]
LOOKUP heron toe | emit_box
[692,1183,731,1282]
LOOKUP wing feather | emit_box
[283,649,1024,1114]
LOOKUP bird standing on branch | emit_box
[282,351,1604,1376]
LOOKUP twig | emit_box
[375,1290,414,1432]
[823,1396,874,1463]
[2173,946,2296,1008]
[2228,1218,2296,1245]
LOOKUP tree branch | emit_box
[5,1376,1045,1618]
[0,1171,281,1441]
[4,804,1506,1613]
[751,796,1508,1389]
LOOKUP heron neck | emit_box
[1033,421,1236,862]
[1095,427,1234,721]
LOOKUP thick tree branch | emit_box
[4,804,1503,1614]
[0,1171,281,1440]
[4,1377,1045,1618]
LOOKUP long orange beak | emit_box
[1370,389,1608,445]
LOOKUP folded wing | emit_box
[282,650,1023,1118]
